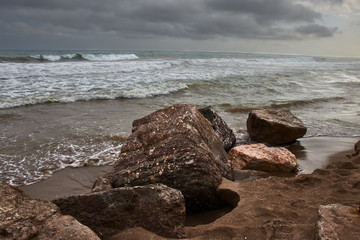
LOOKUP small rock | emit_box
[247,109,307,145]
[92,176,112,193]
[198,106,236,152]
[317,203,360,240]
[354,140,360,156]
[53,184,186,239]
[0,184,100,240]
[228,144,298,172]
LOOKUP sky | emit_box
[0,0,359,57]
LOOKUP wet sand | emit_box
[20,165,112,200]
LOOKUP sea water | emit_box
[0,50,359,185]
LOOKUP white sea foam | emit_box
[30,53,139,62]
[0,140,123,186]
[31,54,62,61]
[1,56,360,109]
[82,53,139,61]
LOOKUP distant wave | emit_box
[0,53,139,63]
[268,97,345,109]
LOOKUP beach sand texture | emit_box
[20,137,360,239]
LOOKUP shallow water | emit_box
[1,50,359,186]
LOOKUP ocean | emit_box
[1,49,359,186]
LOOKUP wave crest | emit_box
[1,53,139,63]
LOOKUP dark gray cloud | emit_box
[0,0,339,48]
[295,24,338,37]
[302,0,344,5]
[206,0,322,24]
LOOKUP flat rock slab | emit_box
[0,184,100,240]
[112,104,232,212]
[228,144,298,172]
[317,203,360,240]
[53,183,186,239]
[247,109,307,146]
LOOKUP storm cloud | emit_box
[295,24,338,37]
[0,0,340,48]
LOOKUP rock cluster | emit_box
[0,184,100,240]
[247,109,307,145]
[5,104,313,239]
[111,104,233,212]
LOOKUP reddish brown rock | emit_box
[198,106,236,152]
[247,109,307,145]
[53,184,186,239]
[228,144,298,172]
[0,184,100,240]
[317,203,360,240]
[111,104,232,212]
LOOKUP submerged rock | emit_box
[112,104,233,212]
[228,144,298,173]
[0,184,100,240]
[198,106,236,152]
[247,109,307,146]
[317,203,360,240]
[53,184,186,239]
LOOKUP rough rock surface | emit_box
[198,106,236,152]
[111,104,233,212]
[0,184,100,240]
[247,109,307,145]
[228,144,298,172]
[354,140,360,156]
[111,152,360,240]
[53,183,186,239]
[91,176,112,193]
[317,203,360,240]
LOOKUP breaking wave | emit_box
[0,53,139,63]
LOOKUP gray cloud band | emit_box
[0,0,339,40]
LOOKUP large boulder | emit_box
[228,144,298,173]
[317,203,360,240]
[53,184,186,239]
[247,109,307,146]
[198,106,236,152]
[0,184,100,240]
[111,104,233,212]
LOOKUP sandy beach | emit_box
[19,136,359,239]
[112,139,360,240]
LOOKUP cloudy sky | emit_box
[1,0,359,57]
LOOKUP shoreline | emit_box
[20,136,356,201]
[17,135,360,239]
